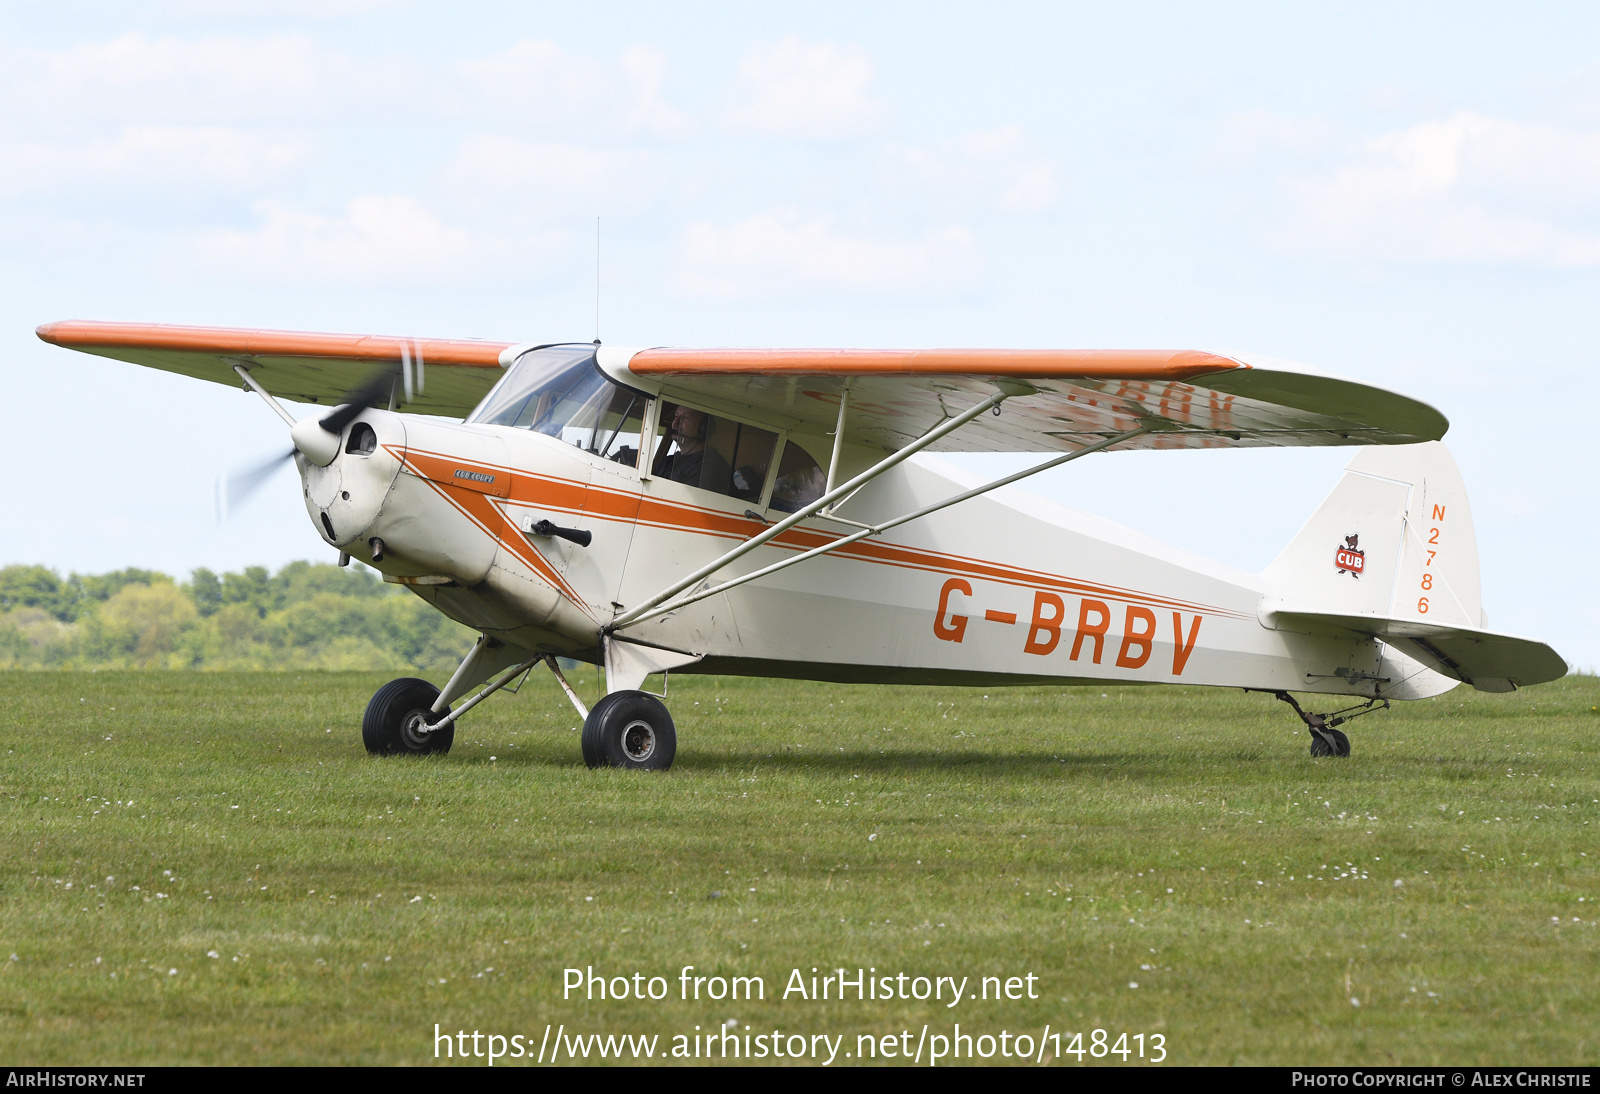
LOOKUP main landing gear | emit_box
[581,691,677,771]
[1273,691,1389,758]
[361,650,679,771]
[363,677,455,755]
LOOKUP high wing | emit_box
[609,348,1448,453]
[36,322,1448,453]
[36,320,514,418]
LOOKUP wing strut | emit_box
[823,385,849,498]
[231,363,297,427]
[610,388,1010,629]
[608,406,1150,632]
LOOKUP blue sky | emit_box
[3,2,1596,666]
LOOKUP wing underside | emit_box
[615,347,1449,455]
[37,322,1449,454]
[36,320,513,418]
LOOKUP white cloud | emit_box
[0,32,693,284]
[0,33,690,139]
[1279,112,1600,265]
[725,36,889,139]
[440,135,662,222]
[459,39,594,116]
[0,126,305,196]
[0,32,376,125]
[965,128,1058,214]
[1215,110,1345,161]
[884,125,1059,215]
[675,211,979,299]
[196,195,486,284]
[0,29,1020,300]
[459,39,692,139]
[155,0,407,16]
[621,45,695,139]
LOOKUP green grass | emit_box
[1,669,1597,1066]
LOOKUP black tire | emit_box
[580,691,676,770]
[363,677,454,756]
[578,692,627,768]
[1309,728,1351,758]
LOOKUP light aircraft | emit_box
[37,320,1567,769]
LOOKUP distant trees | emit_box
[0,562,476,671]
[0,565,172,623]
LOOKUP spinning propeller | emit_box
[216,342,425,521]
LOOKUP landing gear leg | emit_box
[1273,691,1389,758]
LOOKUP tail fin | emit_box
[1263,441,1481,627]
[1263,442,1564,693]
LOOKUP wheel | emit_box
[363,677,454,756]
[581,691,676,770]
[1309,727,1350,758]
[578,692,627,768]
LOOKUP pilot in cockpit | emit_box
[656,404,732,491]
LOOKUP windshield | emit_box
[468,345,646,464]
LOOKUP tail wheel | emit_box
[581,691,676,771]
[1309,727,1350,758]
[363,677,454,756]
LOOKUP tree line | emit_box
[0,562,476,671]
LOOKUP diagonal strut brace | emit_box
[609,415,1151,632]
[420,653,588,735]
[608,387,1014,629]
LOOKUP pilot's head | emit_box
[670,405,707,449]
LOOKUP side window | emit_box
[770,439,826,513]
[650,403,777,501]
[593,389,645,468]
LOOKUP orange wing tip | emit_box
[35,320,512,368]
[626,347,1245,381]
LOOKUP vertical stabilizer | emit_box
[1263,441,1482,628]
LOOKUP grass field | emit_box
[1,668,1597,1066]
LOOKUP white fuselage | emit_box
[300,407,1451,702]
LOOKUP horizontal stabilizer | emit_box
[1264,607,1567,692]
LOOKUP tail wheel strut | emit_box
[1273,691,1389,758]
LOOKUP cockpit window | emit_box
[467,345,645,467]
[648,403,777,501]
[770,439,826,513]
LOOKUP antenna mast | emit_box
[594,215,601,344]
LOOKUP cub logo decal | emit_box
[1335,533,1364,578]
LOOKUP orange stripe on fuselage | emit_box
[398,445,1251,623]
[391,447,596,622]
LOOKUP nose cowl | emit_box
[290,413,343,467]
[298,408,404,550]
